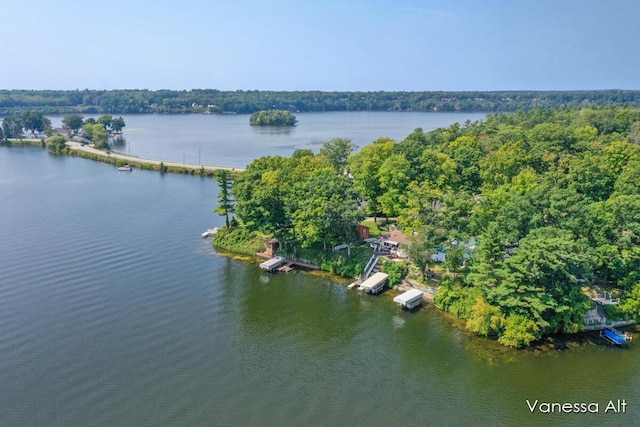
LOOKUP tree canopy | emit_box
[1,111,51,139]
[249,110,297,126]
[61,114,84,133]
[221,105,640,347]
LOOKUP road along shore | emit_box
[65,141,245,175]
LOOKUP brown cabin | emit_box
[264,238,280,257]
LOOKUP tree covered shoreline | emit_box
[214,105,640,347]
[2,89,640,115]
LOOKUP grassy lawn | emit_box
[212,226,266,256]
[361,220,396,237]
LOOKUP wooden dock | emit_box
[278,262,295,272]
[347,280,361,289]
[286,258,320,270]
[256,252,320,270]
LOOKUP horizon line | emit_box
[2,88,640,93]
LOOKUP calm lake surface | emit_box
[47,111,487,167]
[1,114,638,426]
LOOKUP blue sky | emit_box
[3,0,639,91]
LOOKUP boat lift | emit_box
[600,327,632,346]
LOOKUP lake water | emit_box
[1,114,638,426]
[47,111,486,168]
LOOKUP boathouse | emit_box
[259,256,286,272]
[393,289,424,309]
[263,238,280,257]
[359,272,388,294]
[355,225,370,240]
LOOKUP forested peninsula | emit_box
[213,106,640,348]
[2,89,640,115]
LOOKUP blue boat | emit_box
[601,328,632,346]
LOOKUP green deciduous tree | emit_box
[46,135,67,153]
[97,114,113,132]
[467,296,504,337]
[498,314,540,348]
[292,167,362,250]
[619,283,640,321]
[407,224,444,281]
[614,160,640,196]
[445,135,483,192]
[417,148,458,191]
[83,123,109,149]
[348,137,395,222]
[586,195,640,288]
[443,240,466,280]
[479,140,531,188]
[21,111,51,136]
[381,260,406,287]
[2,115,24,139]
[111,116,126,134]
[61,114,84,134]
[377,154,412,218]
[319,138,356,172]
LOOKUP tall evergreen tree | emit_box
[214,170,235,228]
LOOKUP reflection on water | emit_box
[110,135,126,147]
[392,314,406,328]
[251,126,295,136]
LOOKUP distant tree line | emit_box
[2,89,640,115]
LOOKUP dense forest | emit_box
[2,89,640,115]
[216,106,640,347]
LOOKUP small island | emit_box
[249,110,297,126]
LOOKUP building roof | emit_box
[393,289,424,304]
[259,256,285,270]
[383,230,409,245]
[359,272,388,290]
